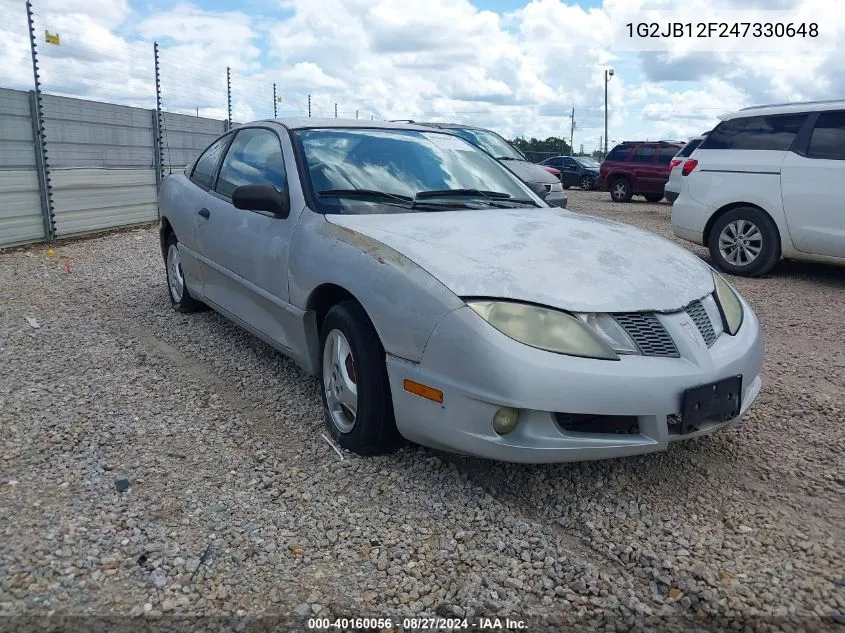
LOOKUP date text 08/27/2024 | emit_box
[307,617,528,630]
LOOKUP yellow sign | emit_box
[45,31,60,45]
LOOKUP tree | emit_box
[510,136,571,162]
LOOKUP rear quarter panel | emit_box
[288,210,465,364]
[686,150,790,241]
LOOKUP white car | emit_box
[664,135,706,204]
[671,100,845,276]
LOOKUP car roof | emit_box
[614,140,684,146]
[256,118,448,132]
[719,99,845,120]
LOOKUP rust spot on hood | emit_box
[326,223,409,267]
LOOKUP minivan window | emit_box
[677,138,703,157]
[806,111,845,160]
[700,114,807,151]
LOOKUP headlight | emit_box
[549,182,564,192]
[574,313,639,354]
[467,301,619,360]
[713,273,743,335]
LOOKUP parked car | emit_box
[541,165,562,178]
[159,118,763,463]
[539,155,601,190]
[598,141,684,202]
[402,121,567,208]
[672,100,845,276]
[664,135,707,203]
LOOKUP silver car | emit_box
[159,119,764,463]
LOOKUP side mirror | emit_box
[232,184,290,218]
[527,181,549,198]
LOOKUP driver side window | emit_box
[215,128,287,200]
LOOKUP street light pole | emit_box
[604,67,614,157]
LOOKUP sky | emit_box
[0,0,842,152]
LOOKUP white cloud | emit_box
[0,0,843,150]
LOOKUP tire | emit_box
[164,234,205,312]
[318,301,402,456]
[562,184,571,190]
[644,194,663,203]
[579,175,593,190]
[609,178,632,203]
[708,207,781,277]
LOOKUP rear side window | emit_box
[657,147,678,164]
[632,145,657,163]
[605,145,630,162]
[191,135,231,189]
[677,138,703,157]
[806,111,845,160]
[701,114,807,151]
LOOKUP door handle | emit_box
[198,208,210,219]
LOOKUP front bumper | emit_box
[545,190,568,208]
[386,301,763,463]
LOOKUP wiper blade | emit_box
[496,156,522,161]
[318,189,413,204]
[415,188,513,200]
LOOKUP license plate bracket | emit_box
[680,375,743,434]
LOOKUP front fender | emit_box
[288,211,464,363]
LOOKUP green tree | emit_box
[510,136,572,162]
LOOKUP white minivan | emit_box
[671,100,845,276]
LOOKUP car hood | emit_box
[327,208,715,313]
[502,159,560,185]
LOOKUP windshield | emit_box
[574,157,600,168]
[295,128,537,214]
[447,127,525,161]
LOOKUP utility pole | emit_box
[604,68,614,156]
[569,106,575,156]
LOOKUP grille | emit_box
[612,312,679,357]
[685,299,717,347]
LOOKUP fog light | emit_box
[492,407,520,435]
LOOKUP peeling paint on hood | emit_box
[326,208,715,313]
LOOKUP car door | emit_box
[181,133,236,295]
[560,157,580,187]
[781,110,845,257]
[195,126,298,348]
[629,145,662,192]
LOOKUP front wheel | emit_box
[708,207,780,277]
[610,178,632,203]
[318,301,402,456]
[579,175,593,190]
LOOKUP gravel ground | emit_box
[1,189,843,632]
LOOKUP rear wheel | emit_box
[644,194,663,202]
[318,301,402,456]
[708,207,780,277]
[610,178,632,203]
[165,234,205,312]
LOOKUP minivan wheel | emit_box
[610,178,632,202]
[708,207,780,277]
[318,301,402,456]
[579,175,593,190]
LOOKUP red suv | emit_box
[597,141,683,203]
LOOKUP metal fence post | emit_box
[153,41,164,218]
[26,0,55,240]
[226,66,232,130]
[273,82,277,118]
[307,94,311,118]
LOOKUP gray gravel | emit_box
[1,190,843,632]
